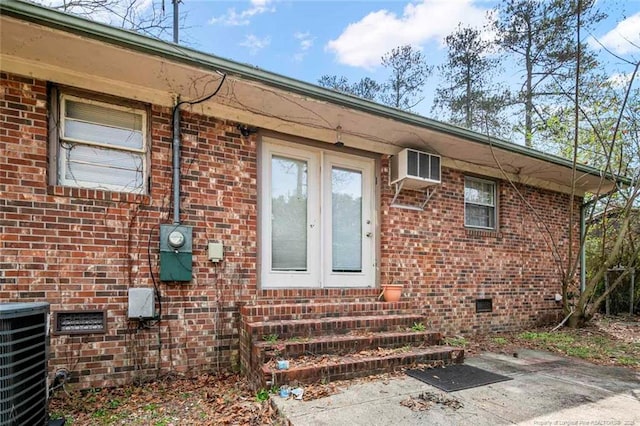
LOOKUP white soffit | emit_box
[0,15,614,195]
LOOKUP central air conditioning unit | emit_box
[0,302,50,426]
[390,148,441,189]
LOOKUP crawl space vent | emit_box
[55,311,106,334]
[475,299,493,313]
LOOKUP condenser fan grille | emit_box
[0,303,50,426]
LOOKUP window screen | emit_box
[57,94,147,194]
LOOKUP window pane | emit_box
[65,99,143,131]
[332,167,362,272]
[465,179,494,205]
[430,155,440,181]
[465,204,495,228]
[63,145,144,190]
[64,99,144,150]
[271,156,307,271]
[65,120,143,150]
[465,178,496,229]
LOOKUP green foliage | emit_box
[380,45,432,110]
[518,331,575,345]
[317,75,382,101]
[516,330,639,366]
[262,334,279,343]
[91,408,107,418]
[318,44,432,110]
[144,403,159,412]
[492,0,605,147]
[411,322,426,332]
[443,336,468,347]
[491,337,508,345]
[256,388,270,402]
[433,24,508,136]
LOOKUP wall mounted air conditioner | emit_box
[390,148,441,189]
[0,302,50,426]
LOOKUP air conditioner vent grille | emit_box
[0,302,49,426]
[390,148,441,189]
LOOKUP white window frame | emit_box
[55,92,148,194]
[464,176,497,230]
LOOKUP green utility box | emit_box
[159,224,193,282]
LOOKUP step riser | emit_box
[262,350,463,388]
[248,316,425,341]
[242,302,414,322]
[256,332,442,362]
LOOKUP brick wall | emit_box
[379,162,579,333]
[0,71,579,388]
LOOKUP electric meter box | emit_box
[159,224,193,282]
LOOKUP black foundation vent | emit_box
[475,298,493,313]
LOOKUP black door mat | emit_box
[406,364,512,392]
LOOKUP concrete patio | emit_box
[272,349,640,425]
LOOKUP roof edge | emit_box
[0,0,629,188]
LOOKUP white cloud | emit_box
[239,34,271,55]
[325,0,490,69]
[292,31,314,62]
[295,32,314,51]
[208,0,275,26]
[596,12,640,55]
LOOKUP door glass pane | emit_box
[271,156,308,271]
[332,167,362,272]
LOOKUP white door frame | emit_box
[260,138,376,289]
[323,153,375,288]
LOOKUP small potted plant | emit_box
[380,283,403,302]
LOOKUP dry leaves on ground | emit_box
[48,372,284,425]
[401,391,463,412]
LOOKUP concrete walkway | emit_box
[272,349,640,425]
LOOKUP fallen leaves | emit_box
[400,391,463,412]
[48,372,284,425]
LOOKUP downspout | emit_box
[172,100,181,224]
[169,74,226,225]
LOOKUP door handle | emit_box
[366,232,372,238]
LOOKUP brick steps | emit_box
[247,313,425,341]
[240,301,464,389]
[254,330,442,362]
[262,346,463,387]
[241,301,414,322]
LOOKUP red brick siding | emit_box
[0,72,579,388]
[379,160,579,333]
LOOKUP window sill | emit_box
[48,185,150,204]
[465,228,502,239]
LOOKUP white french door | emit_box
[261,139,375,289]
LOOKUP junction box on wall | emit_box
[128,288,156,319]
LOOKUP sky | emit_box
[181,0,640,116]
[41,0,640,118]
